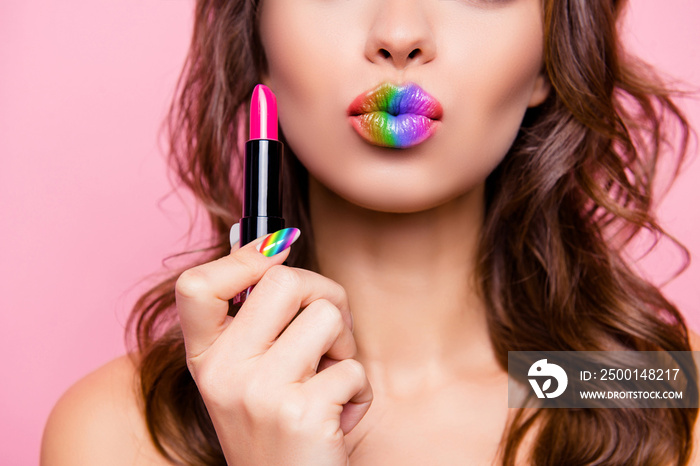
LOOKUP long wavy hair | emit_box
[127,0,697,464]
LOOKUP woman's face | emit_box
[259,0,549,213]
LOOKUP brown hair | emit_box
[127,0,697,464]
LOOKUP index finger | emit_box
[175,228,301,358]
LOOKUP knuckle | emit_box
[175,268,211,300]
[262,265,300,292]
[311,299,344,331]
[341,358,366,380]
[319,418,344,444]
[277,394,307,426]
[227,253,260,279]
[332,280,349,307]
[332,282,352,329]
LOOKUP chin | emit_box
[348,191,449,214]
[311,171,478,215]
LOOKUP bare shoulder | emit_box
[41,354,170,466]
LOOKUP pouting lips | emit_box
[348,82,443,149]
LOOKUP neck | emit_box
[309,177,497,395]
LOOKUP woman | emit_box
[42,0,700,464]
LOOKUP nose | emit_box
[364,0,437,70]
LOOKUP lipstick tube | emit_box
[233,85,285,307]
[240,84,285,247]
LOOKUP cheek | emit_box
[426,6,544,202]
[259,2,325,113]
[445,3,545,160]
[259,1,353,157]
[259,0,359,102]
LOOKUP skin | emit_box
[259,0,549,460]
[262,0,549,214]
[41,0,700,465]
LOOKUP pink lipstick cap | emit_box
[250,84,278,140]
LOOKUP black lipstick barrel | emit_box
[240,139,284,246]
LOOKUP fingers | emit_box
[317,355,342,373]
[177,224,372,455]
[261,298,357,383]
[175,229,298,358]
[229,222,240,249]
[302,358,373,435]
[224,266,352,359]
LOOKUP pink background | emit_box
[1,1,699,464]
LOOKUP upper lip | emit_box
[347,82,443,120]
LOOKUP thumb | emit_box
[229,222,240,250]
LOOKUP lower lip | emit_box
[350,112,440,149]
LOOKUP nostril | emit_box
[379,48,391,59]
[408,49,420,59]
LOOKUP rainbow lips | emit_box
[348,82,443,149]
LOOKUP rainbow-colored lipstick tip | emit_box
[257,227,301,257]
[348,82,443,149]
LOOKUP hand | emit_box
[175,229,373,465]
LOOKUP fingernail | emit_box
[257,228,301,257]
[230,222,240,248]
